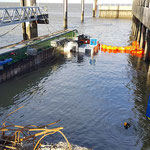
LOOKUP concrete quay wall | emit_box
[0,47,57,83]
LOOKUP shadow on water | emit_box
[0,52,88,115]
[127,53,150,150]
[0,54,66,110]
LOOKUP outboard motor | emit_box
[77,34,90,46]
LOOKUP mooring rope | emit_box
[0,23,21,38]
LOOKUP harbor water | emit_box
[0,3,150,150]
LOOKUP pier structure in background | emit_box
[63,0,68,29]
[93,0,97,17]
[98,4,132,18]
[132,0,150,61]
[81,0,84,22]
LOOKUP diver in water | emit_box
[124,122,131,129]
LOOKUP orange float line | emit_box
[100,41,144,58]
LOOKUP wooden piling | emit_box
[93,0,97,18]
[132,17,136,37]
[145,0,149,7]
[144,29,150,61]
[26,0,38,39]
[63,0,68,29]
[140,24,146,48]
[137,23,142,43]
[81,0,84,22]
[20,0,38,40]
[132,16,141,41]
[134,20,140,40]
[20,0,27,40]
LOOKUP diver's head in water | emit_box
[124,122,131,129]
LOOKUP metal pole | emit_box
[81,0,84,22]
[93,0,97,18]
[64,0,68,29]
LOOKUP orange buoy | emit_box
[102,49,107,53]
[106,46,112,50]
[112,46,118,51]
[137,50,143,54]
[125,46,131,53]
[132,41,138,46]
[118,47,125,53]
[136,43,140,49]
[131,46,136,51]
[131,50,137,54]
[100,41,142,58]
[111,46,118,53]
[102,44,107,49]
[108,49,113,53]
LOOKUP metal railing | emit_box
[0,6,48,27]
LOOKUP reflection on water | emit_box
[126,55,150,150]
[1,3,150,150]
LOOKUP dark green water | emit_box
[0,3,150,150]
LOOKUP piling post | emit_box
[147,65,150,86]
[63,0,68,29]
[135,20,140,40]
[93,0,97,18]
[140,25,146,48]
[25,0,38,39]
[20,0,27,40]
[81,0,84,22]
[134,24,138,39]
[132,16,139,40]
[144,30,150,61]
[137,23,142,43]
[145,0,149,7]
[132,17,136,36]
